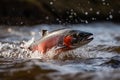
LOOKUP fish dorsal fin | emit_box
[41,29,48,37]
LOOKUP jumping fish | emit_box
[29,29,93,54]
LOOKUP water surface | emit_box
[0,22,120,80]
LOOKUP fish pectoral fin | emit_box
[55,45,66,50]
[55,46,71,54]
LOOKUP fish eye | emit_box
[71,38,78,44]
[72,34,77,37]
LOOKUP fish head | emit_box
[64,30,93,49]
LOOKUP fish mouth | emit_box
[86,35,94,41]
[72,34,93,48]
[82,34,94,42]
[78,34,93,46]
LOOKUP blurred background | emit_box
[0,0,119,25]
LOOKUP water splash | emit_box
[0,23,120,60]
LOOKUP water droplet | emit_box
[89,8,93,11]
[96,11,100,15]
[52,9,55,11]
[50,2,53,5]
[107,3,109,6]
[56,18,59,21]
[92,17,96,20]
[109,12,112,14]
[118,11,120,14]
[20,22,23,25]
[109,15,113,19]
[88,1,90,4]
[103,2,106,5]
[102,0,105,2]
[69,15,73,18]
[85,12,88,15]
[8,28,12,32]
[85,20,88,24]
[81,20,84,22]
[70,9,73,12]
[75,19,78,23]
[59,20,62,23]
[45,16,49,20]
[74,13,77,16]
[111,9,114,12]
[106,17,109,20]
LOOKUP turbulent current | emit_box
[0,22,120,80]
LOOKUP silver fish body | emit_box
[29,29,93,54]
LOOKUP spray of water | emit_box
[0,37,116,60]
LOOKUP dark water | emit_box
[0,22,120,80]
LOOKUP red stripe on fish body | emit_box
[30,35,63,54]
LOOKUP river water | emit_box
[0,22,120,80]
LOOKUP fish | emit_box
[29,28,93,54]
